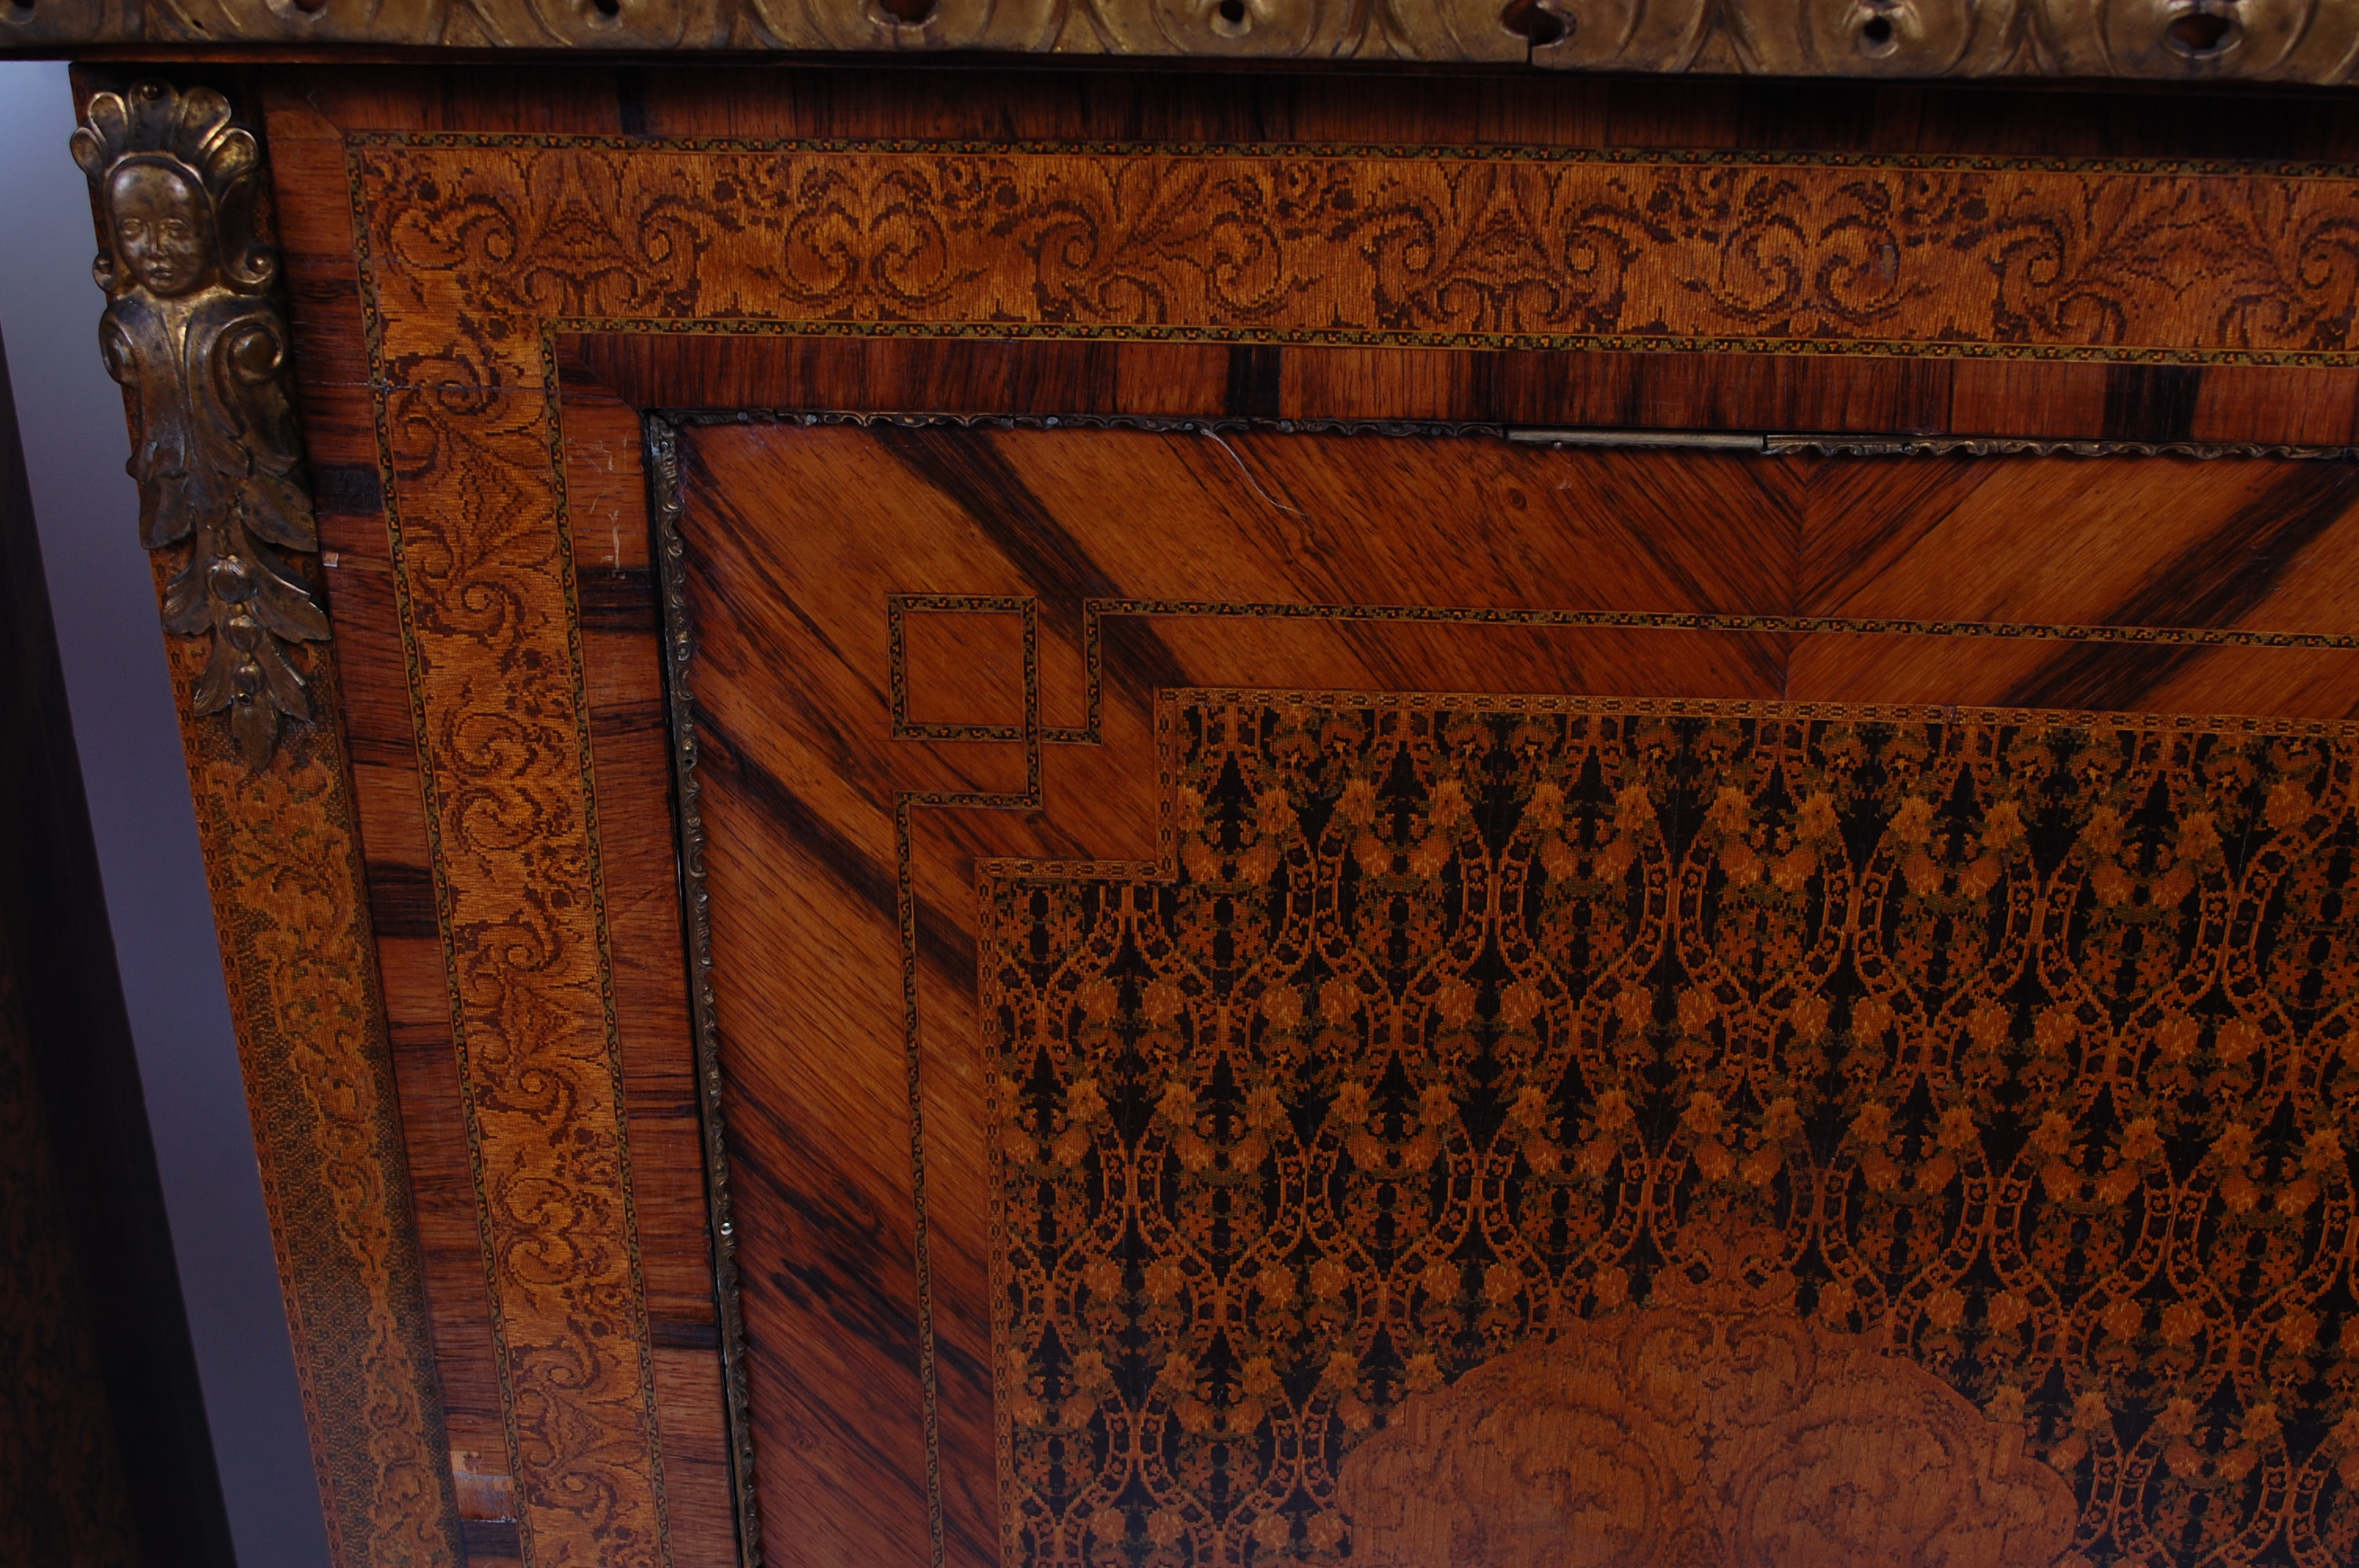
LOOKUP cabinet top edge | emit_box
[15,0,2359,91]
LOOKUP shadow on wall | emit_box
[0,59,332,1568]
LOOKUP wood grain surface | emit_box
[668,417,2359,1568]
[49,70,466,1568]
[243,61,2359,1568]
[52,65,470,1568]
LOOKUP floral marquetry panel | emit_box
[349,137,2359,368]
[204,65,2359,1568]
[980,699,2359,1568]
[643,412,2359,1568]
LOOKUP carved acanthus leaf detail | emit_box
[74,81,327,768]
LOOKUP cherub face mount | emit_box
[73,82,327,768]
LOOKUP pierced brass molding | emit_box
[12,0,2359,82]
[75,82,326,768]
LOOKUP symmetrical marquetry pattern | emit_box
[983,697,2359,1566]
[270,64,2359,1568]
[162,624,465,1568]
[657,414,2359,1568]
[352,139,2359,366]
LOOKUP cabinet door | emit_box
[660,410,2359,1568]
[111,61,2359,1568]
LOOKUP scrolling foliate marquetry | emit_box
[67,79,461,1568]
[351,142,673,1568]
[353,140,2359,368]
[164,638,464,1568]
[979,698,2359,1568]
[340,130,2359,1568]
[359,381,673,1568]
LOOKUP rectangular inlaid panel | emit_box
[663,420,2359,1568]
[247,66,2359,1568]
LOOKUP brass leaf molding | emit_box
[11,0,2359,80]
[74,82,327,768]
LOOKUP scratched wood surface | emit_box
[245,60,2359,1568]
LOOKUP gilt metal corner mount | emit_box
[75,81,327,768]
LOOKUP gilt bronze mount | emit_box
[12,0,2359,83]
[74,82,325,767]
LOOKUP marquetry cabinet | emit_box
[26,34,2359,1568]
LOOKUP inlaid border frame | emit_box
[353,130,2359,373]
[642,402,2359,1567]
[206,81,2359,1568]
[61,64,468,1568]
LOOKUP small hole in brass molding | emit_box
[589,0,621,16]
[1501,0,1568,45]
[2166,9,2237,54]
[1860,13,1896,49]
[1210,0,1250,34]
[289,0,329,14]
[876,0,936,20]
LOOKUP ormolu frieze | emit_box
[13,0,2359,81]
[74,82,326,767]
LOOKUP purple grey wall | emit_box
[0,60,331,1568]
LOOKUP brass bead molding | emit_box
[74,82,328,768]
[11,0,2359,82]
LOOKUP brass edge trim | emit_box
[656,407,1505,441]
[645,413,765,1568]
[1511,428,1769,452]
[1763,433,2359,458]
[1519,427,2359,456]
[677,408,2359,462]
[13,0,2359,87]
